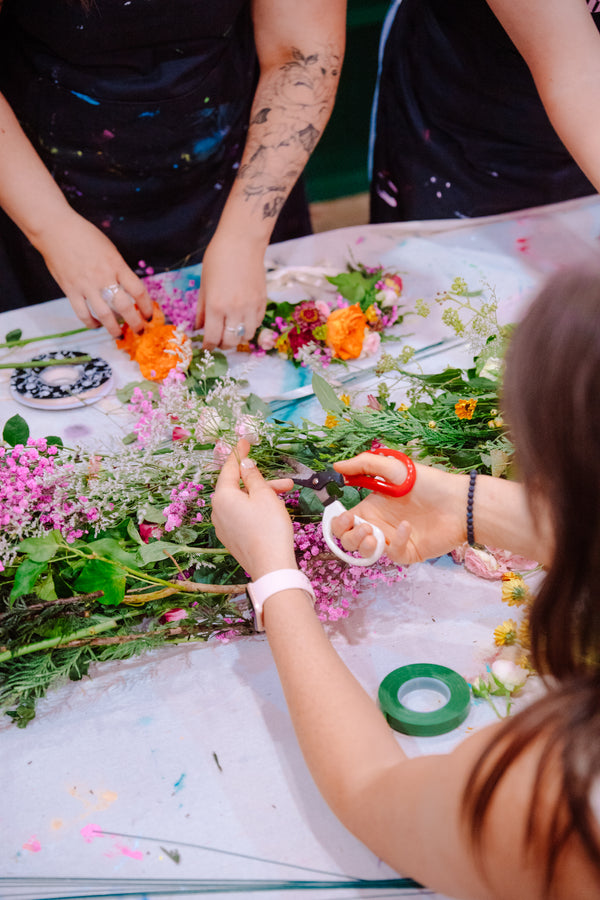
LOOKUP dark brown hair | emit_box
[463,263,600,891]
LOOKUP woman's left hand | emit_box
[212,440,297,580]
[196,233,268,351]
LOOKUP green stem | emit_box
[0,615,136,662]
[0,356,92,370]
[0,327,89,349]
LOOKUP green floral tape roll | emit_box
[378,663,471,737]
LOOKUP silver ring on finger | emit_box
[224,323,246,339]
[100,283,120,308]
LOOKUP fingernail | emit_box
[240,458,256,470]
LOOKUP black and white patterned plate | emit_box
[10,351,113,410]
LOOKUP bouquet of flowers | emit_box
[253,265,404,366]
[0,356,404,726]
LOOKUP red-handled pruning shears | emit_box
[288,447,416,566]
[341,447,416,498]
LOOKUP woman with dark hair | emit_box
[0,0,345,348]
[370,0,600,222]
[211,264,600,897]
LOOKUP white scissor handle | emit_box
[321,500,387,567]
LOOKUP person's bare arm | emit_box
[211,444,595,899]
[487,0,600,192]
[331,454,553,567]
[198,0,346,349]
[0,92,151,334]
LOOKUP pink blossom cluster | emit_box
[292,518,404,622]
[144,272,199,331]
[162,481,206,532]
[0,440,103,565]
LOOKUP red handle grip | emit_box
[344,447,416,497]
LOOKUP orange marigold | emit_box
[116,304,190,382]
[454,398,478,420]
[326,304,367,360]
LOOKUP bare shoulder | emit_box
[350,722,600,899]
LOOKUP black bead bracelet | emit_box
[467,469,477,546]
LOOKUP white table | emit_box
[1,195,598,900]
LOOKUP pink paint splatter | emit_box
[23,836,41,853]
[516,236,530,254]
[80,823,103,843]
[115,843,143,861]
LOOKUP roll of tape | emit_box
[378,663,471,737]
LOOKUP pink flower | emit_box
[257,328,278,351]
[213,439,232,467]
[360,331,381,357]
[234,415,261,445]
[366,394,382,411]
[452,543,538,580]
[172,425,190,441]
[315,299,331,319]
[139,522,164,543]
[161,608,188,623]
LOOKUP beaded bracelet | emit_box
[467,470,477,546]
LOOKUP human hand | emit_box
[212,439,297,580]
[196,231,268,350]
[330,453,468,565]
[35,209,153,338]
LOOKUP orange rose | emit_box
[326,304,367,360]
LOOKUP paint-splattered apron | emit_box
[0,0,310,307]
[370,0,600,222]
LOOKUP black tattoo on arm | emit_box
[239,45,342,220]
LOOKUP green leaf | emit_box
[45,435,63,448]
[138,540,193,564]
[85,538,139,567]
[10,558,48,602]
[312,374,345,414]
[116,379,161,404]
[75,560,126,606]
[37,572,58,602]
[243,393,272,418]
[326,271,373,303]
[5,328,22,343]
[3,414,30,446]
[18,531,62,562]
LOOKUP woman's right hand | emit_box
[330,453,468,565]
[35,209,153,337]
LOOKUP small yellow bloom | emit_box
[324,413,339,428]
[494,619,518,646]
[340,393,351,407]
[518,617,531,650]
[276,334,291,356]
[364,304,380,325]
[455,398,478,420]
[427,420,437,429]
[501,572,531,607]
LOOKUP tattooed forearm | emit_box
[238,45,342,220]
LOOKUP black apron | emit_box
[0,0,311,308]
[371,0,599,222]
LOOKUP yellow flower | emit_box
[427,420,437,429]
[324,414,339,428]
[364,304,380,325]
[455,398,478,420]
[397,403,408,412]
[493,619,518,646]
[340,393,351,407]
[276,334,291,356]
[501,573,531,607]
[518,617,531,650]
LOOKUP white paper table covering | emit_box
[1,193,597,899]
